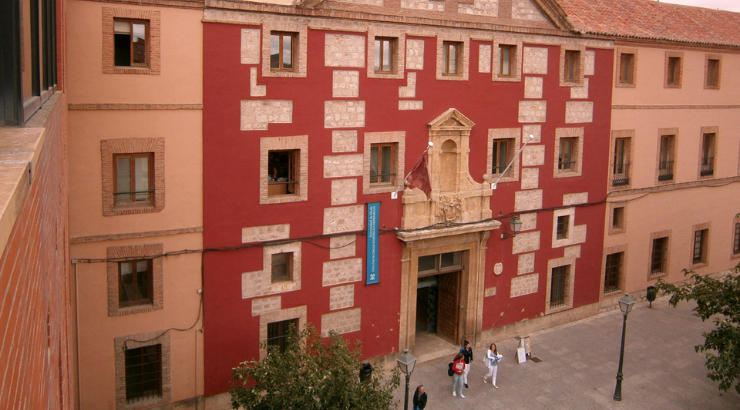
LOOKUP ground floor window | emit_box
[125,344,162,403]
[267,318,299,353]
[550,265,570,308]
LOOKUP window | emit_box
[604,252,623,294]
[650,237,668,276]
[700,132,716,177]
[267,318,299,353]
[491,139,513,175]
[119,260,153,307]
[705,56,720,89]
[114,153,153,206]
[563,50,580,83]
[125,344,162,403]
[611,206,625,231]
[442,41,462,75]
[271,252,293,283]
[550,265,569,308]
[103,8,160,75]
[417,252,463,276]
[499,45,516,77]
[114,20,148,67]
[374,37,396,73]
[102,139,164,216]
[612,137,630,186]
[270,32,296,71]
[556,215,570,239]
[692,229,708,265]
[558,137,577,171]
[267,150,299,196]
[370,143,396,185]
[734,222,740,255]
[618,53,635,85]
[664,52,683,88]
[658,134,675,182]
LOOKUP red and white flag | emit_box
[406,152,431,198]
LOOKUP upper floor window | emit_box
[611,206,625,232]
[442,41,462,75]
[370,143,397,185]
[268,150,299,196]
[114,153,153,206]
[612,137,631,187]
[700,132,716,177]
[270,32,296,71]
[374,37,396,73]
[558,137,577,171]
[658,134,676,182]
[102,138,164,216]
[664,52,683,88]
[119,259,153,307]
[114,19,148,67]
[617,50,636,86]
[491,138,514,175]
[705,56,721,89]
[563,50,580,83]
[271,252,294,283]
[499,45,516,77]
[556,215,570,239]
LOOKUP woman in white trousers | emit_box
[483,343,501,388]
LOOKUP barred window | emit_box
[125,344,162,403]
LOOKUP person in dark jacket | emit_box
[412,385,427,410]
[460,340,473,388]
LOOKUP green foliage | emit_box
[230,323,401,410]
[655,263,740,394]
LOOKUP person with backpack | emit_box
[451,352,466,398]
[483,342,502,388]
[412,385,427,410]
[459,340,473,388]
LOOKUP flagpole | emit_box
[491,134,535,190]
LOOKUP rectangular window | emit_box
[658,135,675,181]
[667,56,681,86]
[612,206,625,231]
[267,318,298,353]
[114,153,153,206]
[499,45,515,77]
[734,222,740,255]
[491,139,513,175]
[442,41,462,75]
[550,265,569,308]
[564,50,580,83]
[604,252,623,293]
[693,229,708,264]
[119,260,153,307]
[114,19,148,67]
[374,37,396,73]
[270,32,296,71]
[619,53,634,85]
[558,137,577,171]
[125,344,162,403]
[700,133,715,177]
[417,252,463,275]
[612,138,630,186]
[271,252,293,283]
[706,58,720,88]
[268,150,299,196]
[650,237,668,276]
[556,215,570,240]
[370,143,396,185]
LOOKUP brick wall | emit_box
[0,94,72,409]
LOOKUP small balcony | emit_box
[700,157,714,176]
[612,162,630,186]
[658,160,674,181]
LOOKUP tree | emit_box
[230,323,401,409]
[655,262,740,394]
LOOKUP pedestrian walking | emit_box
[459,340,473,388]
[451,353,466,398]
[412,385,427,410]
[483,343,502,388]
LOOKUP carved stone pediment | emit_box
[401,109,493,232]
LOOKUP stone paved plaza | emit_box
[391,297,740,409]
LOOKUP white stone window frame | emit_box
[260,135,309,204]
[551,207,577,248]
[600,244,628,297]
[263,242,302,293]
[615,47,637,88]
[559,44,585,87]
[690,222,711,269]
[704,53,722,90]
[262,22,308,78]
[259,305,307,359]
[363,131,406,195]
[114,330,171,409]
[367,28,405,80]
[492,37,523,82]
[545,255,576,315]
[553,127,584,178]
[436,34,469,81]
[486,128,521,184]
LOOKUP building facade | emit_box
[66,0,205,408]
[202,0,613,396]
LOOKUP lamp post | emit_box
[396,349,417,410]
[613,293,635,401]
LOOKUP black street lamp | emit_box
[396,349,417,410]
[613,293,635,401]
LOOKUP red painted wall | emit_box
[203,22,612,395]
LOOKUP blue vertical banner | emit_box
[366,202,380,285]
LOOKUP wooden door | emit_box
[436,271,460,343]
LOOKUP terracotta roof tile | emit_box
[556,0,740,47]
